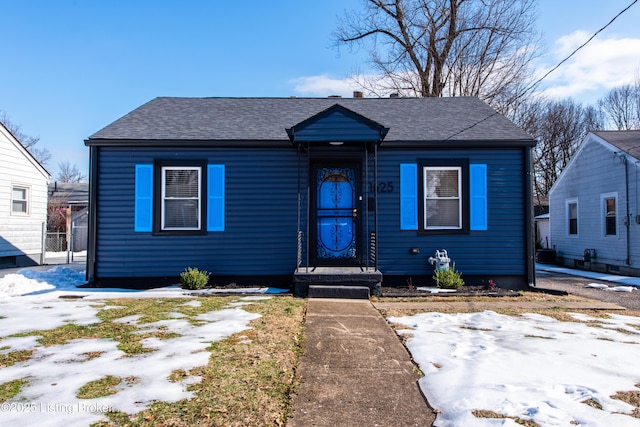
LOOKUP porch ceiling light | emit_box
[329,141,344,146]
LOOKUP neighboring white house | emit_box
[0,122,50,267]
[549,130,640,276]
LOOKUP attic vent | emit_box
[353,91,364,98]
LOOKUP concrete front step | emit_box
[293,267,382,297]
[307,285,370,299]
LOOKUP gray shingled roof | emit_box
[87,96,534,144]
[593,130,640,161]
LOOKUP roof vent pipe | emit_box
[328,95,342,98]
[389,92,399,98]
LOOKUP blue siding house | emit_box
[85,96,536,294]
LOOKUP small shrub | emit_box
[179,267,210,290]
[433,264,464,289]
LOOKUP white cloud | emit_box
[536,30,640,103]
[292,31,640,104]
[289,74,356,98]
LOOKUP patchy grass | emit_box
[89,296,306,427]
[0,379,28,403]
[0,296,305,425]
[472,409,540,426]
[167,369,188,383]
[378,291,589,304]
[77,375,122,399]
[76,375,140,400]
[0,350,33,368]
[611,387,640,418]
[582,398,603,410]
[9,297,240,357]
[80,351,106,361]
[379,291,625,323]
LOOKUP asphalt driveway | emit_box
[535,268,640,311]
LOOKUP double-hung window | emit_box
[161,166,201,230]
[11,185,29,215]
[400,159,486,233]
[423,166,462,230]
[134,160,225,234]
[602,193,617,236]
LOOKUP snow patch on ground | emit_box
[0,266,268,426]
[389,310,640,427]
[585,283,634,292]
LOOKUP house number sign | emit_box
[368,181,395,193]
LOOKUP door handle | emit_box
[352,208,358,218]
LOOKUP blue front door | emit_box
[313,163,360,265]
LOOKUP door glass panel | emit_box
[316,167,357,260]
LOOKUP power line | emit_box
[523,0,639,96]
[449,1,639,140]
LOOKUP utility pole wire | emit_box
[445,0,638,140]
[523,0,639,96]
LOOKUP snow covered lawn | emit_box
[390,310,640,427]
[0,267,304,426]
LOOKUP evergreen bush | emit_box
[179,267,210,290]
[433,264,464,289]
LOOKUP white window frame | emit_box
[566,198,578,237]
[423,166,462,230]
[11,185,30,215]
[601,192,618,237]
[161,166,201,231]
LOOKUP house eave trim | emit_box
[84,138,293,148]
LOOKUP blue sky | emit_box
[2,0,640,179]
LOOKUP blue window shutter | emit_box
[470,164,488,230]
[134,164,153,232]
[207,164,225,231]
[400,163,418,230]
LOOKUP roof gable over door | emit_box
[286,104,389,145]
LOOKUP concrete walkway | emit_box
[287,298,435,427]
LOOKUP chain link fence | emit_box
[44,225,87,264]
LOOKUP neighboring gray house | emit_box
[0,122,51,267]
[549,130,640,275]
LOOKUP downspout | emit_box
[525,146,535,288]
[86,145,99,285]
[623,154,631,265]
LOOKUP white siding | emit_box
[0,125,50,260]
[550,134,639,269]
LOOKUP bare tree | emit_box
[57,161,87,183]
[334,0,540,107]
[523,98,600,198]
[0,111,51,166]
[598,83,640,130]
[583,105,606,133]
